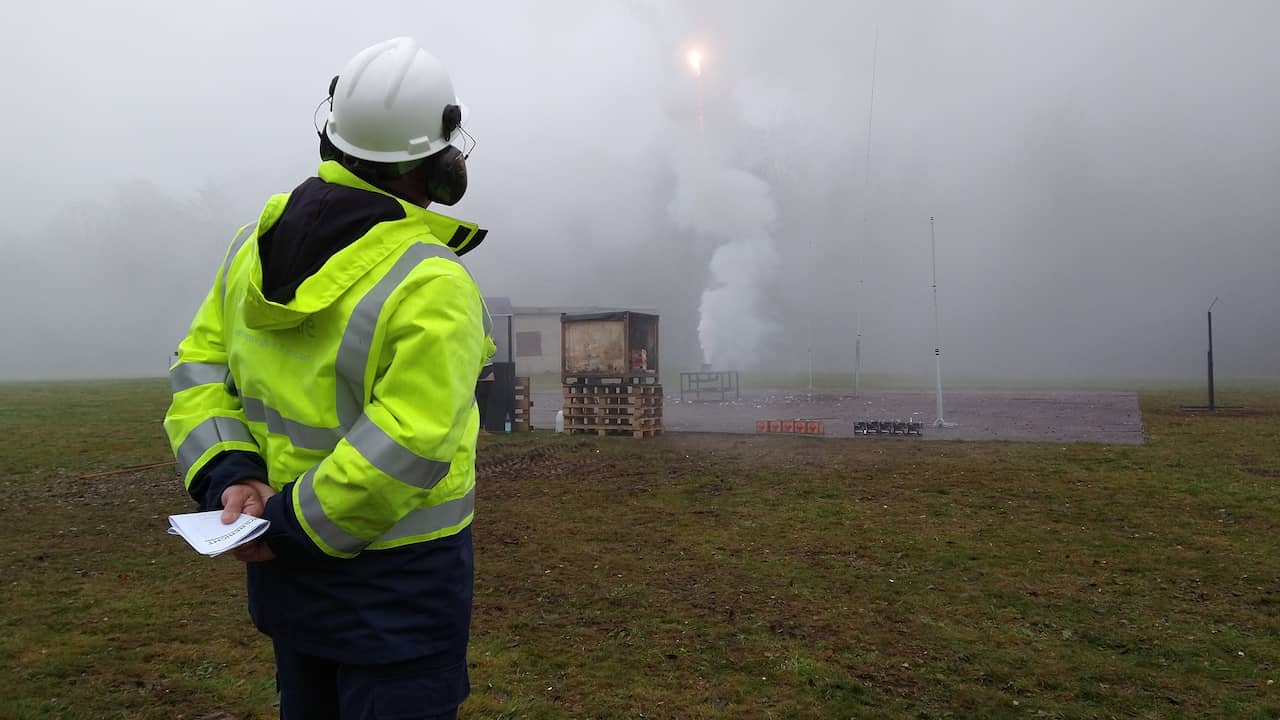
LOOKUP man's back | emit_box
[165,38,490,718]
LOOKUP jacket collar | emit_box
[317,161,487,257]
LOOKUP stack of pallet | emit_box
[563,382,663,438]
[560,311,663,439]
[514,377,532,432]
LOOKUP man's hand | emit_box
[221,480,276,522]
[221,480,278,563]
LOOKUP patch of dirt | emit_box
[476,445,569,481]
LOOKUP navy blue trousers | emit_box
[274,639,468,720]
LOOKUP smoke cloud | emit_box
[2,0,1278,383]
[668,145,780,368]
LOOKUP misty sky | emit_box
[1,0,1276,382]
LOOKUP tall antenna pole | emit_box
[1207,296,1219,411]
[855,27,879,397]
[808,152,815,395]
[807,246,815,395]
[931,216,950,428]
[854,279,864,396]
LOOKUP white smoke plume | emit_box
[668,146,779,368]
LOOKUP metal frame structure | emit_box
[679,370,741,403]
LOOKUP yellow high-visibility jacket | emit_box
[164,161,494,559]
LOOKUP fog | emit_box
[2,0,1277,383]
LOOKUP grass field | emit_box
[2,380,1279,719]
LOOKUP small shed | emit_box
[511,305,657,377]
[561,311,660,383]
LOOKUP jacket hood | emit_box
[239,161,487,331]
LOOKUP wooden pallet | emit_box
[558,384,660,435]
[564,395,662,408]
[563,374,660,386]
[564,414,661,428]
[564,384,662,397]
[564,406,663,419]
[564,421,662,434]
[512,378,533,432]
[567,426,663,438]
[561,383,663,438]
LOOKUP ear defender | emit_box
[423,104,468,206]
[318,75,342,161]
[442,104,462,138]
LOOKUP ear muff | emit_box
[442,103,462,139]
[422,103,468,206]
[318,75,342,161]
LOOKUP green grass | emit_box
[0,379,173,475]
[2,380,1279,718]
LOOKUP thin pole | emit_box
[855,28,879,396]
[854,279,863,396]
[931,217,947,428]
[1207,296,1219,411]
[808,311,815,394]
[803,100,815,396]
[808,193,815,395]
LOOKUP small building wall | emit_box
[511,310,563,376]
[512,306,658,378]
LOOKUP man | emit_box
[164,37,494,719]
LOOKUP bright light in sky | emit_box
[687,48,703,77]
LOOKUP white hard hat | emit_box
[326,37,467,163]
